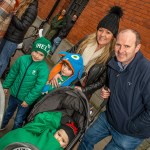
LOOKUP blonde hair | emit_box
[76,33,115,65]
[16,0,34,19]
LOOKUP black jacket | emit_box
[4,0,38,44]
[58,16,76,39]
[68,36,112,96]
[82,63,107,97]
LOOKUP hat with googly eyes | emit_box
[48,51,84,86]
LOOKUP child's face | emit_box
[31,51,45,62]
[61,62,73,77]
[54,129,69,148]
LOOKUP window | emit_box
[67,0,89,16]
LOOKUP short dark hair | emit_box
[131,29,141,46]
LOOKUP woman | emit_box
[0,0,38,77]
[0,0,20,41]
[50,6,123,98]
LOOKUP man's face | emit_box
[72,15,77,21]
[61,9,66,16]
[54,129,69,148]
[114,30,141,65]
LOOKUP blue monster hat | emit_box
[48,51,84,86]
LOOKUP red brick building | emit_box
[38,0,150,59]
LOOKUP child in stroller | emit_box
[0,111,78,150]
[0,87,90,150]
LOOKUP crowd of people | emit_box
[0,2,149,150]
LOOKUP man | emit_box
[78,29,150,150]
[51,14,78,54]
[45,9,67,41]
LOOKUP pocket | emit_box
[128,120,140,134]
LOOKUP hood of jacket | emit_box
[48,51,84,86]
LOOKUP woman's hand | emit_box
[21,101,28,107]
[49,73,63,88]
[74,86,82,91]
[3,89,8,95]
[100,87,110,100]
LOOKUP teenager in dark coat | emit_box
[0,0,38,77]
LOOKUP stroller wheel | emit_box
[5,142,39,150]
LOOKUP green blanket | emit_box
[0,112,63,150]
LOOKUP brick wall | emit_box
[38,0,71,21]
[38,0,150,59]
[67,0,150,60]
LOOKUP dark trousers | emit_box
[1,95,30,130]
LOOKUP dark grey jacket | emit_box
[27,87,90,129]
[4,0,38,44]
[58,16,76,39]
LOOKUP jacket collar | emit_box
[108,51,143,72]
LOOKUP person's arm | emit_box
[128,76,150,135]
[56,18,67,29]
[82,73,106,95]
[12,1,38,30]
[49,73,63,88]
[2,57,21,89]
[50,15,58,29]
[82,64,107,95]
[24,64,49,105]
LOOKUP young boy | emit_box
[0,36,52,130]
[54,121,78,149]
[0,112,78,150]
[42,51,84,94]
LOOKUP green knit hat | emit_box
[31,37,52,57]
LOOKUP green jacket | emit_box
[3,55,49,105]
[0,112,63,150]
[51,14,67,30]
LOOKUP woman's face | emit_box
[54,129,69,148]
[96,28,113,47]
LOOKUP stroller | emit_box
[5,87,90,150]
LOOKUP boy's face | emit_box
[31,51,45,62]
[54,129,69,148]
[61,62,73,77]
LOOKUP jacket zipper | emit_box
[16,61,33,98]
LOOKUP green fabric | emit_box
[2,55,49,105]
[0,112,63,150]
[46,14,66,40]
[51,14,66,30]
[31,37,52,57]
